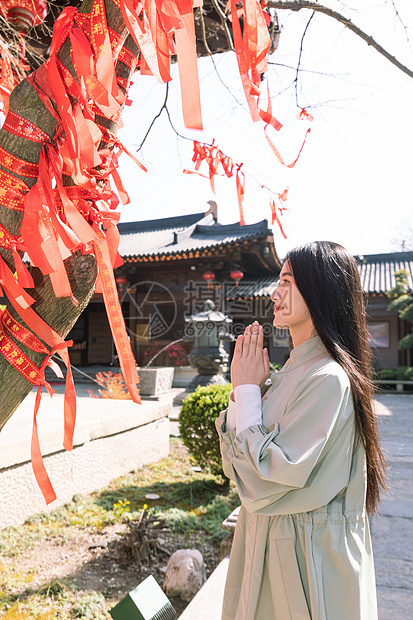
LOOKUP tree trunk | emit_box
[0,0,139,429]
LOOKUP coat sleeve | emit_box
[215,369,355,513]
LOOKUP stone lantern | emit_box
[184,299,234,391]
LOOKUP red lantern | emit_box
[115,275,128,297]
[202,271,215,290]
[230,269,244,288]
[0,0,48,32]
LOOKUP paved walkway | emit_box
[373,394,413,618]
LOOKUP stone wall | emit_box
[0,390,171,528]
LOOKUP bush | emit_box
[269,362,282,372]
[179,383,232,479]
[396,366,413,381]
[89,371,130,400]
[376,369,396,381]
[376,367,413,382]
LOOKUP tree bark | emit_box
[0,0,139,429]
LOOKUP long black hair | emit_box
[285,241,387,514]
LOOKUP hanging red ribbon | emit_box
[264,104,313,169]
[93,236,141,403]
[235,164,246,226]
[0,308,76,504]
[173,0,203,130]
[270,198,287,239]
[0,223,34,288]
[183,140,234,193]
[265,126,312,169]
[261,184,288,238]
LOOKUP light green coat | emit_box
[216,337,378,620]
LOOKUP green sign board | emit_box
[109,575,176,620]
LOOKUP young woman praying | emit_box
[215,241,387,620]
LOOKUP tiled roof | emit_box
[226,276,278,300]
[356,252,413,295]
[227,252,413,299]
[118,214,272,259]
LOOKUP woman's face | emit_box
[271,261,315,344]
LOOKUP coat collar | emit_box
[273,336,329,380]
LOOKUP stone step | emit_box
[178,556,229,620]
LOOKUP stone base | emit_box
[0,388,171,528]
[172,366,198,388]
[138,367,175,395]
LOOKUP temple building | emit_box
[62,207,412,372]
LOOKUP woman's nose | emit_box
[270,286,280,302]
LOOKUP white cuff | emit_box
[225,392,237,432]
[234,384,262,434]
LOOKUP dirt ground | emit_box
[3,519,222,617]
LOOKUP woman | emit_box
[215,241,387,620]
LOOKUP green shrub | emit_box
[376,369,396,380]
[159,507,199,533]
[71,591,108,619]
[269,362,282,372]
[396,366,413,381]
[376,367,413,382]
[179,383,232,478]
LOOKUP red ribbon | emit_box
[297,108,314,121]
[265,126,312,169]
[0,144,38,178]
[2,109,52,143]
[0,223,34,288]
[0,168,29,212]
[235,164,246,226]
[0,308,76,504]
[93,236,141,403]
[183,140,234,193]
[173,0,203,130]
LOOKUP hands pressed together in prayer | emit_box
[231,321,270,390]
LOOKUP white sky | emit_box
[116,2,413,259]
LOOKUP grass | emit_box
[0,438,239,619]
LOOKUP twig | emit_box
[295,11,315,108]
[210,0,235,52]
[197,7,212,55]
[389,0,411,48]
[137,82,170,153]
[267,0,413,79]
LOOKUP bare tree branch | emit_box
[267,0,413,79]
[197,7,213,55]
[295,11,315,107]
[389,0,412,48]
[137,83,170,153]
[210,0,235,52]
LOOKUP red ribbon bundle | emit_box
[0,0,157,502]
[0,0,301,502]
[269,188,288,239]
[224,0,314,172]
[184,140,290,232]
[183,140,247,224]
[184,140,234,191]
